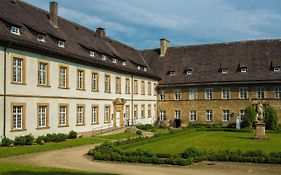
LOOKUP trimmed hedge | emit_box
[136,124,153,131]
[88,142,281,166]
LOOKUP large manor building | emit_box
[0,0,280,138]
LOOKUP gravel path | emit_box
[2,144,281,175]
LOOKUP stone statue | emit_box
[256,102,264,122]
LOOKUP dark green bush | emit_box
[265,106,278,131]
[136,124,153,131]
[25,134,35,145]
[68,130,78,139]
[136,130,142,135]
[45,133,68,142]
[181,147,201,158]
[1,137,14,147]
[242,106,256,128]
[35,136,46,145]
[14,136,27,146]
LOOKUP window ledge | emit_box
[36,126,50,130]
[91,122,99,125]
[37,84,51,88]
[91,90,99,92]
[104,121,111,124]
[58,87,70,90]
[104,91,111,93]
[10,129,27,132]
[11,82,27,85]
[76,124,86,126]
[58,125,69,128]
[76,88,86,91]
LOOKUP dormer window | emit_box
[137,65,141,70]
[169,71,176,76]
[37,34,46,42]
[273,67,281,72]
[112,58,117,63]
[122,61,126,66]
[89,51,95,57]
[240,67,247,73]
[102,55,107,60]
[144,67,147,72]
[186,69,192,75]
[221,69,228,74]
[11,26,20,35]
[58,40,65,48]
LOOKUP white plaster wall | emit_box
[4,48,157,138]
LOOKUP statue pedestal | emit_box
[255,122,266,139]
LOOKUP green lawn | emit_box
[0,163,117,175]
[123,130,281,154]
[97,133,136,140]
[0,137,107,158]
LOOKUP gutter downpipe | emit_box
[3,43,10,138]
[131,75,134,126]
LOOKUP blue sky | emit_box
[25,0,281,49]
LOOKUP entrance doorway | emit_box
[116,111,121,128]
[113,98,126,128]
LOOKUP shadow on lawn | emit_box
[2,171,116,175]
[225,135,255,140]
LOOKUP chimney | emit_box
[160,38,169,57]
[96,27,106,38]
[49,1,58,27]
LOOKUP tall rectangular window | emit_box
[160,91,165,100]
[240,110,245,117]
[154,104,157,118]
[190,110,196,121]
[77,105,85,125]
[38,104,48,128]
[104,75,111,93]
[125,78,130,94]
[38,62,48,86]
[148,104,151,118]
[92,105,99,124]
[141,104,145,118]
[141,80,145,95]
[239,88,248,99]
[59,105,68,127]
[148,82,152,95]
[189,89,197,100]
[12,105,24,130]
[59,66,68,88]
[160,110,166,120]
[205,89,213,100]
[222,88,230,99]
[206,110,212,121]
[134,105,138,119]
[77,69,85,90]
[175,90,181,100]
[115,77,121,94]
[257,87,265,99]
[174,110,181,119]
[125,105,130,120]
[222,110,230,121]
[274,87,281,99]
[134,80,138,94]
[12,57,24,83]
[104,106,110,123]
[154,83,157,96]
[92,72,99,91]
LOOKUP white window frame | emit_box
[148,104,151,118]
[144,67,147,71]
[13,57,23,83]
[221,88,230,99]
[257,87,265,99]
[160,110,166,121]
[122,61,126,66]
[11,26,20,35]
[160,90,165,100]
[273,67,281,72]
[241,68,247,73]
[205,88,213,100]
[77,70,84,90]
[274,87,281,99]
[58,40,65,48]
[92,72,98,91]
[38,62,48,85]
[169,71,176,76]
[59,66,67,88]
[190,110,196,122]
[137,65,141,70]
[240,110,245,117]
[186,69,192,75]
[112,58,117,64]
[38,106,47,128]
[189,89,197,100]
[174,110,181,119]
[222,110,230,121]
[77,106,84,125]
[12,106,23,129]
[239,87,248,99]
[59,106,67,126]
[206,110,212,122]
[92,106,98,124]
[89,51,95,57]
[221,69,228,74]
[104,106,110,122]
[174,91,181,100]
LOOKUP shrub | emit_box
[136,124,153,131]
[242,106,256,128]
[45,133,68,142]
[136,130,142,135]
[35,136,46,145]
[14,136,27,146]
[265,106,278,131]
[25,134,35,145]
[1,137,14,147]
[68,130,78,139]
[181,147,201,158]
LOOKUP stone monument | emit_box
[255,102,266,139]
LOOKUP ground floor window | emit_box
[59,105,68,126]
[206,110,212,121]
[77,105,85,125]
[141,105,145,118]
[148,104,151,118]
[174,110,181,119]
[134,105,138,119]
[160,110,166,120]
[190,110,196,121]
[92,105,99,124]
[12,105,24,130]
[104,106,111,123]
[38,104,48,128]
[222,110,230,121]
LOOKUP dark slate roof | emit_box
[0,0,159,80]
[142,40,281,86]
